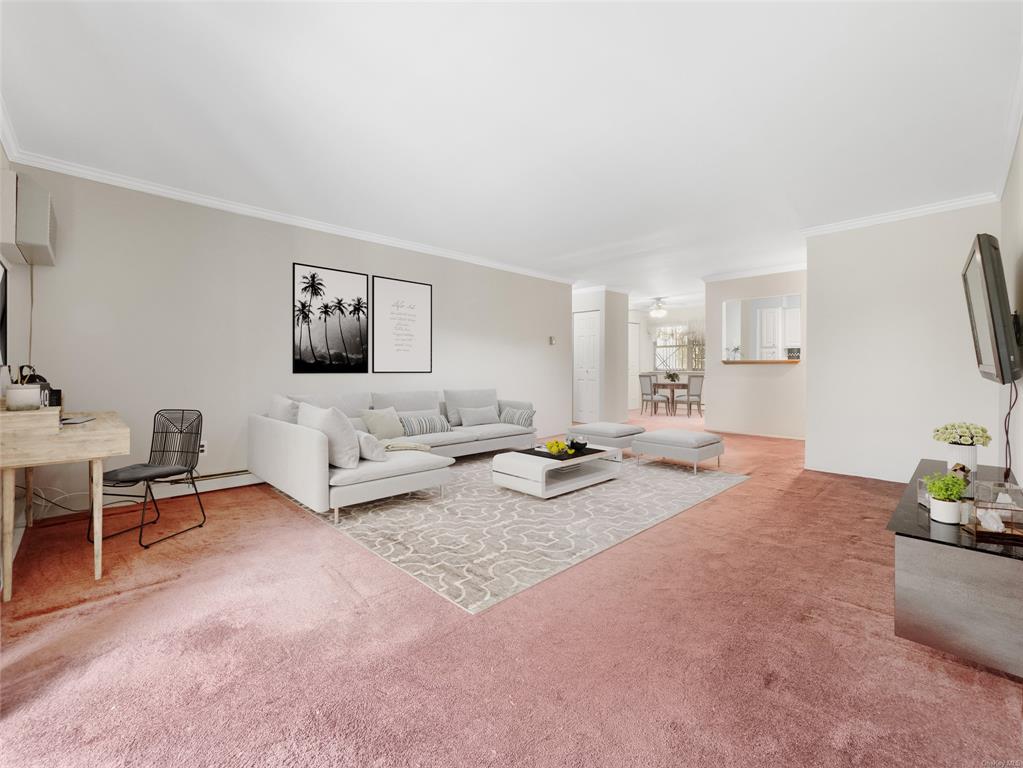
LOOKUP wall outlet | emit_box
[199,442,207,455]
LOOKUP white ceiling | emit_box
[2,2,1021,297]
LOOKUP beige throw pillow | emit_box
[360,407,405,440]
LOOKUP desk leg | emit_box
[91,459,103,580]
[3,468,15,601]
[25,467,34,527]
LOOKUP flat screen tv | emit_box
[963,233,1020,384]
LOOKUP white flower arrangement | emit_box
[932,422,992,447]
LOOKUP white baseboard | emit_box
[30,472,261,522]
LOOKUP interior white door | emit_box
[573,311,600,423]
[627,322,640,410]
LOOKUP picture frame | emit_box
[371,275,432,373]
[292,262,370,374]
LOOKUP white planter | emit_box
[947,443,978,474]
[929,498,961,525]
[4,384,41,411]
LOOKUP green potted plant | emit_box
[664,371,680,383]
[924,471,967,525]
[932,422,991,475]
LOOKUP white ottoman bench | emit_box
[631,429,724,474]
[566,422,646,449]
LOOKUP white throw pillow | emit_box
[269,394,299,424]
[460,405,500,427]
[297,402,360,469]
[359,407,405,439]
[355,431,387,462]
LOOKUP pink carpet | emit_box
[2,429,1021,767]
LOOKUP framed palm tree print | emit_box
[372,275,432,373]
[293,263,369,373]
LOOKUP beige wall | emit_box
[7,164,573,513]
[806,203,1003,481]
[705,271,806,439]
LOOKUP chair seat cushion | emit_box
[645,394,669,401]
[103,463,190,484]
[453,423,534,440]
[328,451,454,487]
[634,429,722,449]
[383,431,474,448]
[571,422,645,438]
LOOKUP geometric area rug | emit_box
[310,454,747,613]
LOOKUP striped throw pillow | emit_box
[400,413,452,437]
[500,407,535,428]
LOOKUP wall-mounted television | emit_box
[962,233,1020,384]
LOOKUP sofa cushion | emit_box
[290,392,372,417]
[360,407,405,439]
[383,431,474,448]
[443,389,498,426]
[453,423,534,441]
[460,405,500,427]
[634,429,722,449]
[328,450,455,487]
[268,394,299,424]
[571,422,645,439]
[371,390,440,412]
[349,416,368,433]
[297,403,360,469]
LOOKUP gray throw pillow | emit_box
[359,407,405,440]
[400,413,452,436]
[500,407,535,428]
[297,402,360,469]
[443,389,498,426]
[460,405,500,427]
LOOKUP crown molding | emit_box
[0,94,20,165]
[0,133,573,285]
[702,262,806,283]
[800,193,1000,239]
[571,284,634,296]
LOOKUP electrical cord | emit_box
[1005,378,1018,482]
[15,486,140,515]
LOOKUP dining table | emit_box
[652,380,688,416]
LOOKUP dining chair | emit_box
[639,374,669,415]
[88,409,207,549]
[676,374,705,416]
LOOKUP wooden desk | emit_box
[0,410,130,601]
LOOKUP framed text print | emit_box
[372,276,432,373]
[293,263,370,373]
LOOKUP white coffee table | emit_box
[491,445,623,499]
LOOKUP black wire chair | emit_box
[87,409,207,549]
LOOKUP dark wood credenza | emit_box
[887,460,1022,677]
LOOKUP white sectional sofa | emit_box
[247,389,536,516]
